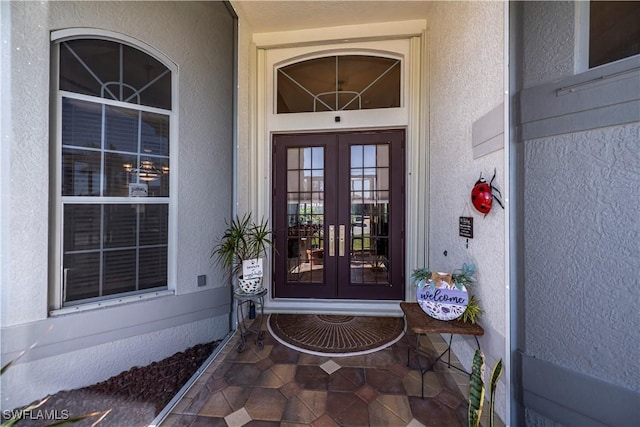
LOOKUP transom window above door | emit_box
[277,55,401,113]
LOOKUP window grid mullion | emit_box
[99,204,105,298]
[61,90,171,116]
[119,44,124,102]
[135,112,143,290]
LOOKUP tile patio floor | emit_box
[160,316,504,427]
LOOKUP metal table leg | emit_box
[234,288,267,353]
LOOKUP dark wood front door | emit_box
[272,130,405,300]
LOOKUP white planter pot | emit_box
[237,276,263,294]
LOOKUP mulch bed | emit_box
[11,341,220,427]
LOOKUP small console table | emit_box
[233,288,267,352]
[400,302,484,398]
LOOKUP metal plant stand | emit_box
[233,288,267,353]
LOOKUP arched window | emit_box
[277,55,401,113]
[54,35,174,305]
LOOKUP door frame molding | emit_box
[247,23,430,315]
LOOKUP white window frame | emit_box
[266,39,412,132]
[575,1,640,73]
[50,29,179,312]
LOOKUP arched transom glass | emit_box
[277,55,400,114]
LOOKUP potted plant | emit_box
[211,213,274,294]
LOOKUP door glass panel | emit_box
[350,144,390,284]
[286,147,325,284]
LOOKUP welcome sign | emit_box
[417,286,468,307]
[242,258,263,280]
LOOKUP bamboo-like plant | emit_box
[211,213,274,279]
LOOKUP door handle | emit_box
[339,225,346,257]
[328,225,335,257]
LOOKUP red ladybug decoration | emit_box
[471,170,504,216]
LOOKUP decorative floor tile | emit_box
[408,396,463,427]
[375,393,413,423]
[368,399,410,426]
[224,363,263,386]
[388,362,410,378]
[311,413,340,427]
[224,407,252,426]
[245,421,281,427]
[297,390,327,418]
[183,387,212,415]
[402,370,442,398]
[198,391,233,417]
[190,415,228,426]
[331,397,370,427]
[365,368,406,394]
[334,354,367,367]
[159,413,196,427]
[280,381,302,399]
[320,359,341,375]
[164,329,489,427]
[436,388,464,409]
[282,395,320,424]
[205,376,229,394]
[256,356,275,371]
[295,365,330,390]
[257,367,287,388]
[221,385,252,411]
[299,353,331,366]
[270,363,298,383]
[328,367,365,392]
[244,387,287,421]
[364,349,403,368]
[355,384,379,403]
[268,344,301,364]
[325,390,362,417]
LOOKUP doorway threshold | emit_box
[264,298,404,317]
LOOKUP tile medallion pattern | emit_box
[161,315,503,427]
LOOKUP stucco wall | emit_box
[1,1,234,409]
[525,123,640,390]
[426,0,506,420]
[233,2,253,214]
[519,1,640,424]
[521,1,575,89]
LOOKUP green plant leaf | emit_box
[489,359,504,427]
[461,294,483,324]
[211,213,275,279]
[468,349,485,427]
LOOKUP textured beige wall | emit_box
[425,0,506,419]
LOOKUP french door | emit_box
[272,130,405,300]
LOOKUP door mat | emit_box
[268,313,405,357]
